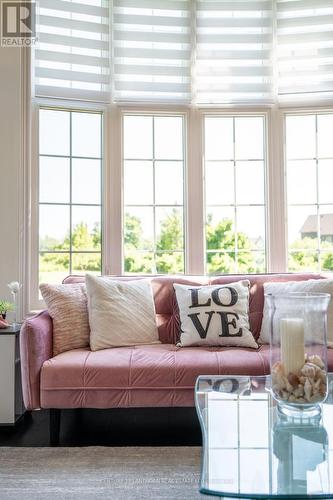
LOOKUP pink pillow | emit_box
[40,283,89,356]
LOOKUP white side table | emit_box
[0,325,25,425]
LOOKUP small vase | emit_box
[266,292,330,417]
[11,291,17,329]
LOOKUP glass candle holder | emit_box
[266,292,330,417]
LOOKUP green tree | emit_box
[124,211,257,274]
[40,235,65,251]
[92,222,101,249]
[40,252,70,271]
[124,213,143,248]
[39,221,102,282]
[124,213,153,273]
[288,236,333,272]
[68,222,95,251]
[156,208,183,273]
[322,252,333,271]
[206,216,256,273]
[157,208,183,252]
[72,253,101,272]
[288,237,318,271]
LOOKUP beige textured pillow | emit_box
[40,283,89,356]
[85,275,160,351]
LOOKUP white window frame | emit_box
[202,109,270,274]
[121,109,188,274]
[282,107,333,274]
[27,99,333,312]
[29,99,109,310]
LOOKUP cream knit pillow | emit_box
[40,283,89,356]
[86,275,160,351]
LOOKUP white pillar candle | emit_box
[280,318,305,375]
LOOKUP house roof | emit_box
[301,214,333,236]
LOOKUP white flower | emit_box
[8,281,21,294]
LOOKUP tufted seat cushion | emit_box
[40,344,333,409]
[41,344,271,409]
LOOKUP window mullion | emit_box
[267,107,287,272]
[30,102,40,310]
[186,108,205,275]
[69,112,73,274]
[107,104,122,275]
[315,115,321,272]
[233,117,238,274]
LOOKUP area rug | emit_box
[0,446,208,499]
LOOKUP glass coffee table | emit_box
[195,374,333,499]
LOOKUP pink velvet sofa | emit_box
[20,272,331,444]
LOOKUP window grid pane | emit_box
[123,115,185,274]
[286,113,333,273]
[204,116,267,274]
[38,109,102,285]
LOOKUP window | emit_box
[30,103,333,311]
[38,109,102,285]
[204,115,266,274]
[286,113,333,272]
[122,114,185,274]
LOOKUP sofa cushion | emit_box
[39,344,333,409]
[40,344,269,408]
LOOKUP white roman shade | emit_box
[34,0,111,102]
[32,0,333,105]
[112,0,191,103]
[195,0,274,104]
[277,0,333,101]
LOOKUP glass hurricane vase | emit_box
[266,292,330,417]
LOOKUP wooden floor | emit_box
[0,408,202,447]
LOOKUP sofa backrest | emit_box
[63,273,324,344]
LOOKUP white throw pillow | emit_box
[86,275,160,351]
[259,279,333,346]
[174,280,258,348]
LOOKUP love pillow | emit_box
[174,280,257,348]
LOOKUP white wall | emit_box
[0,48,22,318]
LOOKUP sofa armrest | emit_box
[20,310,53,410]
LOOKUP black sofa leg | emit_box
[50,409,61,446]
